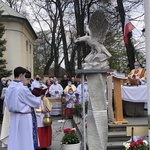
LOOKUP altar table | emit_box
[121,85,147,116]
[121,85,147,103]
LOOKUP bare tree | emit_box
[3,0,145,76]
[3,0,28,16]
[28,0,64,76]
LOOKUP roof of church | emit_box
[0,1,37,39]
[0,1,25,19]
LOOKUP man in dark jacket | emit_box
[61,74,69,89]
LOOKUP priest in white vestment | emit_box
[4,67,42,150]
[49,77,63,115]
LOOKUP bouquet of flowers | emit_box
[123,139,148,150]
[61,128,80,144]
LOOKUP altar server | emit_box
[4,67,42,150]
[35,98,52,149]
[31,75,52,149]
[76,79,89,104]
[65,88,77,119]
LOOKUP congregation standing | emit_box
[0,70,90,150]
[0,63,148,150]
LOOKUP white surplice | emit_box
[49,83,63,115]
[31,79,41,90]
[0,107,11,147]
[35,100,45,127]
[76,83,90,104]
[65,93,76,108]
[4,81,41,150]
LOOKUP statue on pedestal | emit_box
[75,10,111,150]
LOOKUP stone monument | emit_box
[75,10,111,150]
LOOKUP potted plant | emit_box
[62,128,81,150]
[74,101,88,116]
[123,139,148,150]
[74,104,82,116]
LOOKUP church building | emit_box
[0,1,37,79]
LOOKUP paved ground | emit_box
[49,116,73,150]
[0,116,73,150]
[0,115,147,150]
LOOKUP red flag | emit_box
[124,16,135,44]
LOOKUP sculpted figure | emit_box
[75,10,111,69]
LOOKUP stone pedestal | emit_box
[87,73,108,150]
[87,110,107,149]
[75,69,114,150]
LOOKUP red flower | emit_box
[123,139,149,150]
[70,129,76,133]
[130,142,137,148]
[63,128,77,134]
[136,139,143,146]
[64,128,71,133]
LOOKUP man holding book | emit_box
[4,67,43,150]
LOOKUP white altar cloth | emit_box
[121,85,147,103]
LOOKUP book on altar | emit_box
[113,70,125,78]
[32,87,48,97]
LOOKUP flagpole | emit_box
[144,0,150,147]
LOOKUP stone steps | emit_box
[107,120,148,150]
[72,115,148,150]
[107,141,125,150]
[108,131,130,142]
[107,130,129,150]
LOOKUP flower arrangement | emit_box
[62,128,80,145]
[123,139,149,150]
[74,101,88,115]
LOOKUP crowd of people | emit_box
[0,61,147,149]
[0,67,90,150]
